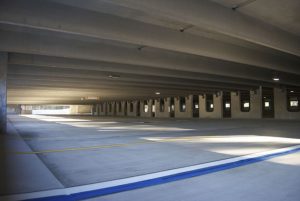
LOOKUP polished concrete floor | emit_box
[1,115,300,200]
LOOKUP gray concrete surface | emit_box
[0,122,64,195]
[2,114,300,200]
[87,151,300,201]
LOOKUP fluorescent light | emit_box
[155,92,160,95]
[108,74,120,79]
[290,90,294,93]
[273,77,280,81]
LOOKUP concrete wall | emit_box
[274,88,300,119]
[174,95,193,118]
[107,102,116,116]
[70,105,92,115]
[140,100,153,117]
[231,90,262,119]
[126,100,137,117]
[155,98,171,118]
[199,94,222,119]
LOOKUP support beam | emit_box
[1,29,299,80]
[104,0,300,56]
[1,0,299,72]
[0,52,7,134]
[10,54,295,87]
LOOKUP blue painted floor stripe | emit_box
[25,146,300,201]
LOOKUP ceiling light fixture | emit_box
[290,90,294,93]
[108,74,120,79]
[273,77,280,81]
[155,92,160,95]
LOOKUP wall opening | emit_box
[108,103,112,113]
[206,94,214,112]
[287,87,300,112]
[223,91,231,118]
[170,97,175,117]
[160,98,165,112]
[262,88,274,118]
[179,97,186,112]
[129,102,134,113]
[143,100,149,113]
[240,90,250,112]
[118,102,122,113]
[30,105,71,115]
[124,102,127,116]
[151,100,155,117]
[137,101,140,116]
[193,95,199,117]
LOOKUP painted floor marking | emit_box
[2,144,300,201]
[8,136,215,154]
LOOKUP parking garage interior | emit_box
[1,0,300,201]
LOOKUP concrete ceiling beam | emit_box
[102,0,300,56]
[0,0,299,72]
[1,29,299,82]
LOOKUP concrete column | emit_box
[155,97,171,118]
[127,100,137,117]
[274,87,300,119]
[231,89,262,119]
[140,100,152,117]
[0,52,7,134]
[199,94,222,119]
[174,95,193,118]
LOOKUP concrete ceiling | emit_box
[0,0,299,104]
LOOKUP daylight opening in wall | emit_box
[160,98,165,112]
[179,97,186,112]
[144,100,149,113]
[130,102,134,112]
[206,94,214,112]
[287,88,300,112]
[243,102,250,108]
[240,90,251,112]
[264,101,270,107]
[25,105,71,115]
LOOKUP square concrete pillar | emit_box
[140,100,153,117]
[174,95,193,118]
[199,93,222,119]
[155,97,171,118]
[0,52,7,134]
[116,102,126,116]
[231,89,262,119]
[274,87,300,119]
[126,101,138,117]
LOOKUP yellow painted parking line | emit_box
[8,140,157,155]
[8,136,214,155]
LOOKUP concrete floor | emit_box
[1,115,300,200]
